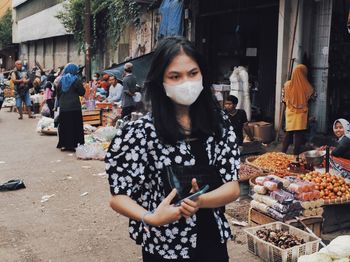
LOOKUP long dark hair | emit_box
[144,37,223,144]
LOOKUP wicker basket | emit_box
[238,163,265,182]
[244,222,320,262]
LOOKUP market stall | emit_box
[242,151,350,261]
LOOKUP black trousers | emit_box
[282,130,305,155]
[142,210,229,262]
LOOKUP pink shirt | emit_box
[44,88,53,100]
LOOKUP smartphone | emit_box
[175,184,209,206]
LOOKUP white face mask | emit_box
[92,77,97,81]
[163,78,203,106]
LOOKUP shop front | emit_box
[192,0,279,122]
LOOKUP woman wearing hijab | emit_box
[282,64,314,155]
[56,63,85,152]
[326,118,350,180]
[331,118,350,159]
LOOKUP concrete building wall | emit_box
[36,40,44,68]
[275,0,333,133]
[14,0,60,21]
[308,0,333,133]
[13,3,68,43]
[275,0,298,128]
[44,38,54,68]
[18,35,84,71]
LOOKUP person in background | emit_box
[121,62,136,118]
[107,75,123,104]
[319,118,350,180]
[224,95,254,146]
[0,68,5,110]
[100,74,110,92]
[328,119,350,160]
[56,63,85,152]
[42,81,55,118]
[11,60,34,120]
[106,36,240,262]
[282,64,314,155]
[93,72,100,81]
[0,68,5,82]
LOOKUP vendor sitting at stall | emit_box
[224,95,254,146]
[331,118,350,159]
[320,118,350,180]
[107,75,123,105]
[321,118,350,159]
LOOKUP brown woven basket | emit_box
[245,156,273,173]
[238,164,264,182]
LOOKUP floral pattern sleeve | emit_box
[105,121,148,197]
[216,120,240,182]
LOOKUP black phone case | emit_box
[162,165,223,203]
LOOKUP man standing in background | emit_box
[121,62,136,118]
[11,60,34,119]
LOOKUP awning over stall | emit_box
[103,52,154,87]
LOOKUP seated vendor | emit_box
[107,75,123,104]
[224,95,254,146]
[330,118,350,160]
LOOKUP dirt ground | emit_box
[0,110,259,262]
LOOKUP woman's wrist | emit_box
[143,212,158,227]
[197,195,205,208]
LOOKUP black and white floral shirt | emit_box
[106,113,240,260]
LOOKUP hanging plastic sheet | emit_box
[159,0,184,37]
[103,53,154,87]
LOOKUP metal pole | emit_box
[84,0,91,82]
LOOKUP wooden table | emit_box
[82,109,101,126]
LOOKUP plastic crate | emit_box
[244,222,320,262]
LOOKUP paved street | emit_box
[0,110,259,262]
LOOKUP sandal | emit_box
[18,116,23,120]
[0,179,26,191]
[28,116,36,119]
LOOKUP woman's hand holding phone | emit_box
[179,179,203,219]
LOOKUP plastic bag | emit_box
[270,189,294,204]
[298,253,332,262]
[36,116,54,132]
[93,126,118,142]
[253,185,267,195]
[75,143,106,160]
[319,235,350,259]
[41,103,50,117]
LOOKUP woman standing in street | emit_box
[56,63,85,152]
[282,64,314,155]
[106,37,240,261]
